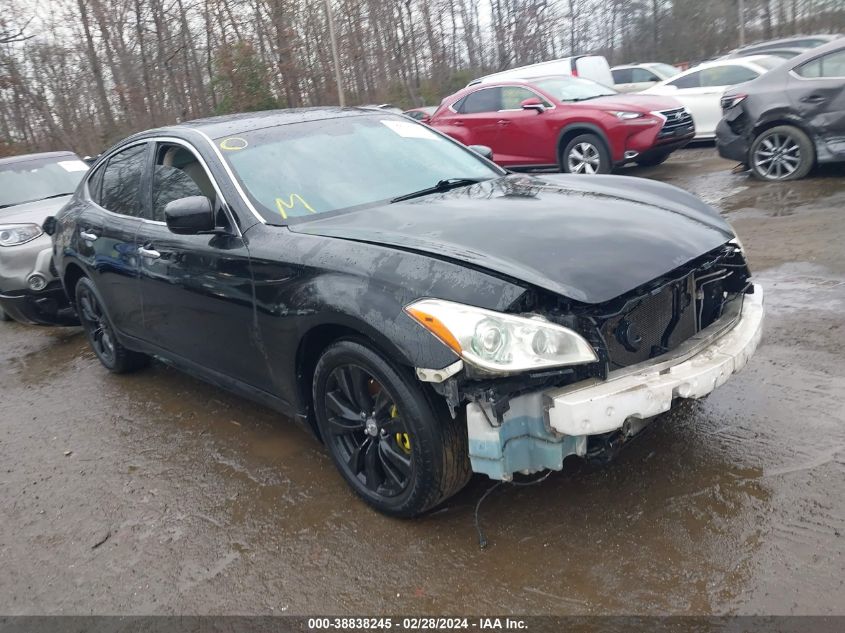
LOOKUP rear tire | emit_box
[749,125,814,181]
[560,133,612,174]
[312,339,471,517]
[75,277,149,373]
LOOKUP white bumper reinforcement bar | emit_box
[467,286,764,480]
[544,285,764,437]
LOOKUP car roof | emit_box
[611,63,660,69]
[0,150,77,166]
[146,107,396,140]
[676,54,778,74]
[733,33,841,53]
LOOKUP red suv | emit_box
[429,75,695,173]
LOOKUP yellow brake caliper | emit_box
[392,404,411,454]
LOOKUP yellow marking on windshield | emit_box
[219,137,248,151]
[275,194,316,220]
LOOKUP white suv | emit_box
[611,63,681,92]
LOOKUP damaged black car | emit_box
[49,108,764,516]
[716,37,845,181]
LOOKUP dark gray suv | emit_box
[716,38,845,180]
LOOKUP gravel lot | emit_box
[2,147,843,615]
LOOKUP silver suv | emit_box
[0,151,87,324]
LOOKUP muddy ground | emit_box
[1,148,843,615]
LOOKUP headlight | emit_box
[405,299,598,374]
[609,110,644,120]
[0,224,43,247]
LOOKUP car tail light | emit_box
[721,94,747,110]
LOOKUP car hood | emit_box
[577,93,684,112]
[289,175,735,304]
[0,195,72,225]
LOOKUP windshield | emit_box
[532,76,617,102]
[0,155,88,209]
[216,114,502,223]
[649,63,681,78]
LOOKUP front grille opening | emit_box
[657,107,694,139]
[591,245,750,370]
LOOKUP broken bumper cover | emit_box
[0,282,78,326]
[468,285,764,480]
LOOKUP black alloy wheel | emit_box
[749,125,814,181]
[312,340,471,517]
[324,364,413,498]
[75,277,148,373]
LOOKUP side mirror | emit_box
[42,216,57,236]
[165,196,215,235]
[468,145,494,160]
[521,97,545,113]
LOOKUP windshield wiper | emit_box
[38,193,74,201]
[567,95,610,102]
[391,178,487,203]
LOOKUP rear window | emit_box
[649,63,681,78]
[796,49,845,78]
[753,56,785,71]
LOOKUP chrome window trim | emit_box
[449,84,556,114]
[82,138,150,221]
[195,129,266,225]
[82,136,242,237]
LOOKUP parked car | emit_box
[611,63,681,92]
[716,38,845,181]
[729,47,806,60]
[641,55,784,138]
[403,106,437,122]
[45,109,763,516]
[429,75,694,172]
[720,34,841,59]
[468,55,615,87]
[0,151,87,324]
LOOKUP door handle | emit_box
[452,120,464,126]
[79,230,98,241]
[138,246,161,259]
[800,94,826,103]
[497,120,511,125]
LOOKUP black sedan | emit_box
[49,108,764,516]
[717,37,845,180]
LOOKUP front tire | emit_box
[312,339,471,517]
[75,277,149,373]
[560,133,612,174]
[749,125,814,181]
[0,306,11,322]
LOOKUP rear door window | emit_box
[98,144,148,217]
[669,71,702,89]
[796,49,845,78]
[459,88,502,113]
[631,68,660,82]
[699,65,759,87]
[612,68,632,83]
